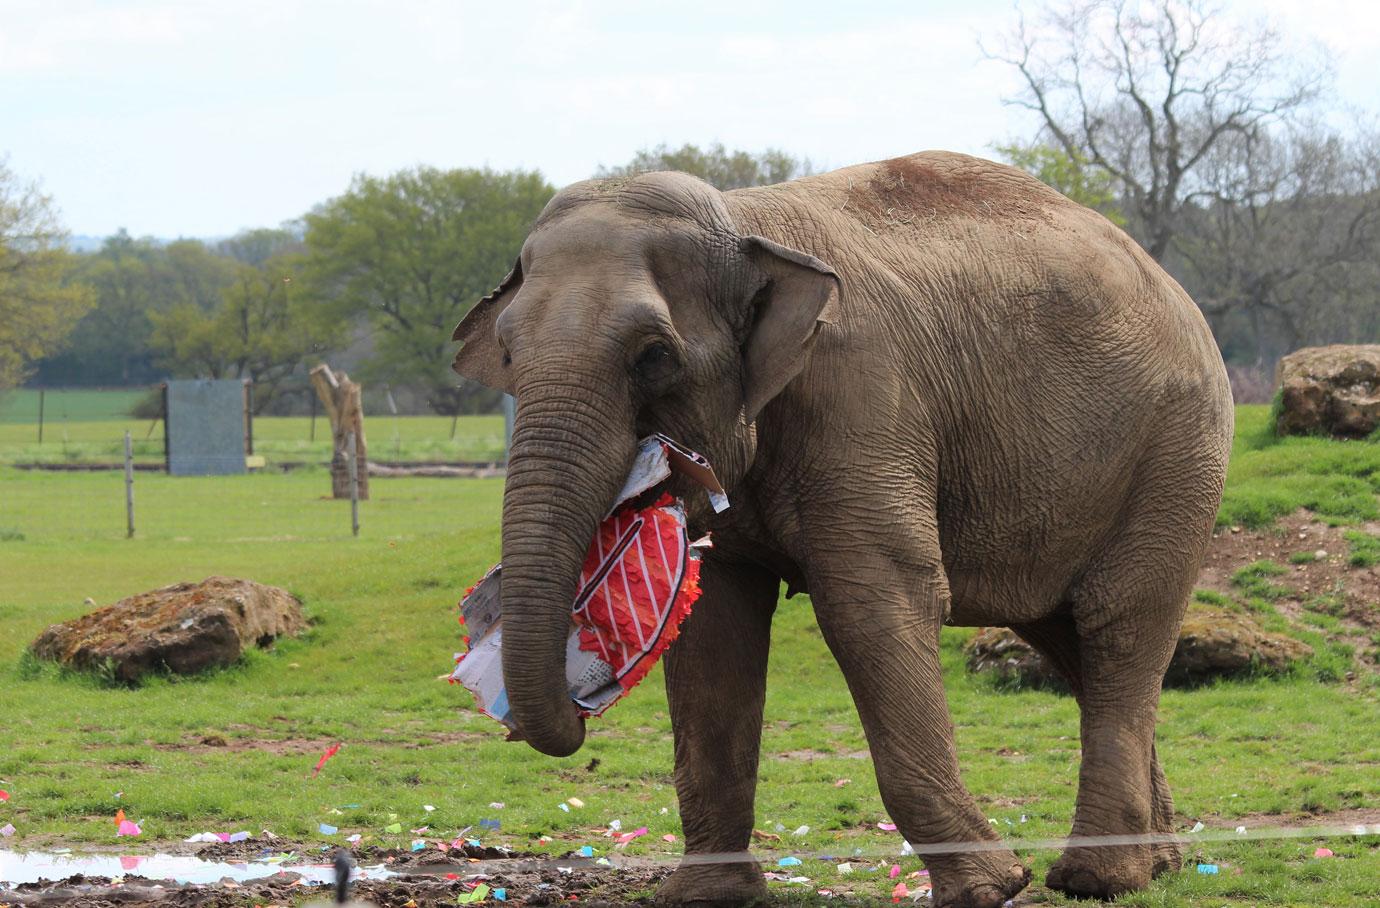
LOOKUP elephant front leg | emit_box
[656,560,779,908]
[809,556,1030,908]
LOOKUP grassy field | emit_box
[0,414,509,466]
[1,407,1378,905]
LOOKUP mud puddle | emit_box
[0,846,669,907]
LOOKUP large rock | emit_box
[965,607,1311,691]
[31,577,305,683]
[1276,344,1380,438]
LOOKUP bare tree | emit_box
[1177,125,1380,361]
[983,0,1329,260]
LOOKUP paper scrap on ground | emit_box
[310,743,341,777]
[116,820,141,837]
[0,824,14,837]
[452,435,726,730]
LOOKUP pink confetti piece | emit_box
[0,790,9,801]
[878,822,898,832]
[116,820,141,837]
[0,824,14,837]
[1314,847,1334,858]
[310,743,341,778]
[662,834,677,843]
[891,882,909,902]
[889,864,901,879]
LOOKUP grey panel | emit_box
[166,380,247,476]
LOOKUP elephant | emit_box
[450,151,1233,907]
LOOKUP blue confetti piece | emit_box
[467,838,481,847]
[1196,863,1219,875]
[319,823,338,835]
[479,819,501,830]
[578,845,594,857]
[494,889,507,901]
[778,856,802,867]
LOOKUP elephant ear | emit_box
[738,235,842,423]
[451,259,522,394]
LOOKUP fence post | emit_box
[346,430,360,537]
[124,431,135,539]
[37,389,45,444]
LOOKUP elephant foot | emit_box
[1046,845,1152,900]
[654,855,767,908]
[929,851,1030,908]
[1151,836,1185,879]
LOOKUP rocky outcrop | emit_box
[965,606,1311,691]
[30,577,305,683]
[1276,344,1380,438]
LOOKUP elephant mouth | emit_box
[451,434,728,737]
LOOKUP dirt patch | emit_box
[1198,510,1380,664]
[843,156,1057,234]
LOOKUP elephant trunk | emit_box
[499,374,635,757]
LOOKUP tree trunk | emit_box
[309,364,369,500]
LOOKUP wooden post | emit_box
[309,364,369,500]
[124,430,135,539]
[347,430,360,537]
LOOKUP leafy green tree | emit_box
[994,142,1125,225]
[302,166,554,414]
[596,143,812,190]
[149,250,343,412]
[0,157,94,391]
[37,232,238,386]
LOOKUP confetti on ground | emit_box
[494,888,507,901]
[558,803,570,813]
[778,856,802,867]
[878,822,898,832]
[116,819,141,837]
[456,883,490,903]
[578,846,594,857]
[384,823,402,834]
[1314,847,1334,858]
[489,802,505,810]
[411,826,429,835]
[889,864,901,879]
[837,863,853,875]
[1236,826,1247,835]
[479,819,501,830]
[347,833,362,843]
[0,824,14,837]
[310,743,341,778]
[410,839,426,852]
[567,798,585,809]
[1191,821,1205,833]
[319,823,337,835]
[662,834,677,843]
[891,882,909,901]
[792,825,810,835]
[423,804,436,812]
[0,790,8,801]
[833,779,851,788]
[1197,863,1219,874]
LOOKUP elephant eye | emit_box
[635,342,670,373]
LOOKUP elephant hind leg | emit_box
[1012,616,1183,881]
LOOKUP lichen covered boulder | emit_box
[1275,344,1380,438]
[1165,607,1311,686]
[30,576,305,682]
[965,606,1311,691]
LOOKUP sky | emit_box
[3,0,1378,239]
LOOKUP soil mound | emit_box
[30,577,305,683]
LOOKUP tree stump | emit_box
[310,364,369,500]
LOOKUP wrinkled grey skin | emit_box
[451,152,1233,908]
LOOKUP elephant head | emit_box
[450,172,840,756]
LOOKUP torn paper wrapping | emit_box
[451,435,727,730]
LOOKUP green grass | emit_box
[1345,530,1380,568]
[1230,560,1292,601]
[1218,406,1380,528]
[0,414,508,466]
[1,466,1378,905]
[0,388,148,424]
